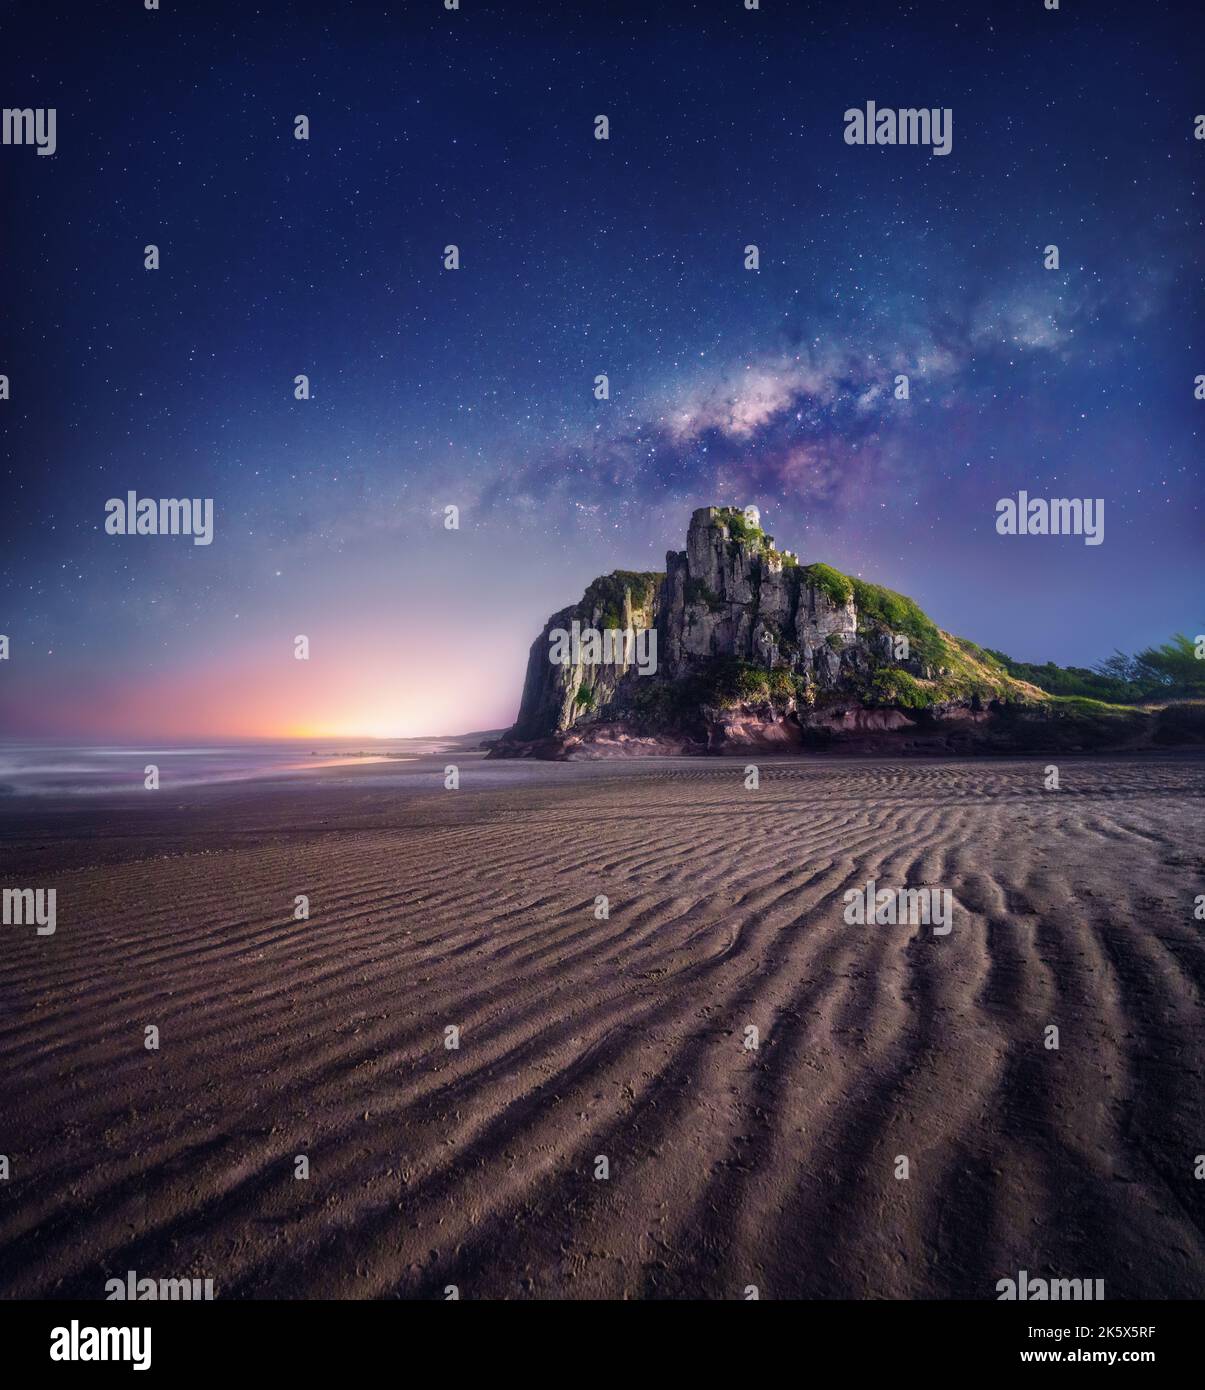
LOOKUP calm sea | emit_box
[0,738,464,796]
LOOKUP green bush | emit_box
[870,668,934,709]
[578,570,663,627]
[804,563,854,606]
[686,658,801,709]
[986,635,1205,704]
[718,508,765,547]
[849,577,947,670]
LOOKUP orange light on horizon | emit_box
[0,618,523,741]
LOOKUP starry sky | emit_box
[0,0,1201,738]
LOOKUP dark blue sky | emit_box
[0,0,1201,736]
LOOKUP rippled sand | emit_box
[1,752,1203,1299]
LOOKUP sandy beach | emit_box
[1,748,1203,1300]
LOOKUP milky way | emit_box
[0,0,1200,736]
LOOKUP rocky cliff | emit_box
[489,506,1171,758]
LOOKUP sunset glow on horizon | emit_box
[2,2,1200,747]
[0,612,528,742]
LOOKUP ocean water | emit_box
[0,738,464,796]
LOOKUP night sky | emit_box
[1,0,1201,738]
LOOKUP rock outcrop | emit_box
[489,506,1177,758]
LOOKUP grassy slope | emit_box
[569,514,1166,741]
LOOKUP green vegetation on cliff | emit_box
[578,569,663,630]
[626,658,808,720]
[803,562,853,607]
[849,577,948,670]
[538,515,1200,750]
[869,668,934,709]
[800,563,1030,704]
[697,659,806,707]
[718,507,766,547]
[988,633,1205,704]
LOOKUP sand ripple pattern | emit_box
[0,754,1202,1299]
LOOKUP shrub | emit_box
[981,643,1199,704]
[719,508,766,547]
[870,668,934,709]
[804,563,853,607]
[849,577,947,670]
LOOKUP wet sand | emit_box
[1,750,1203,1299]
